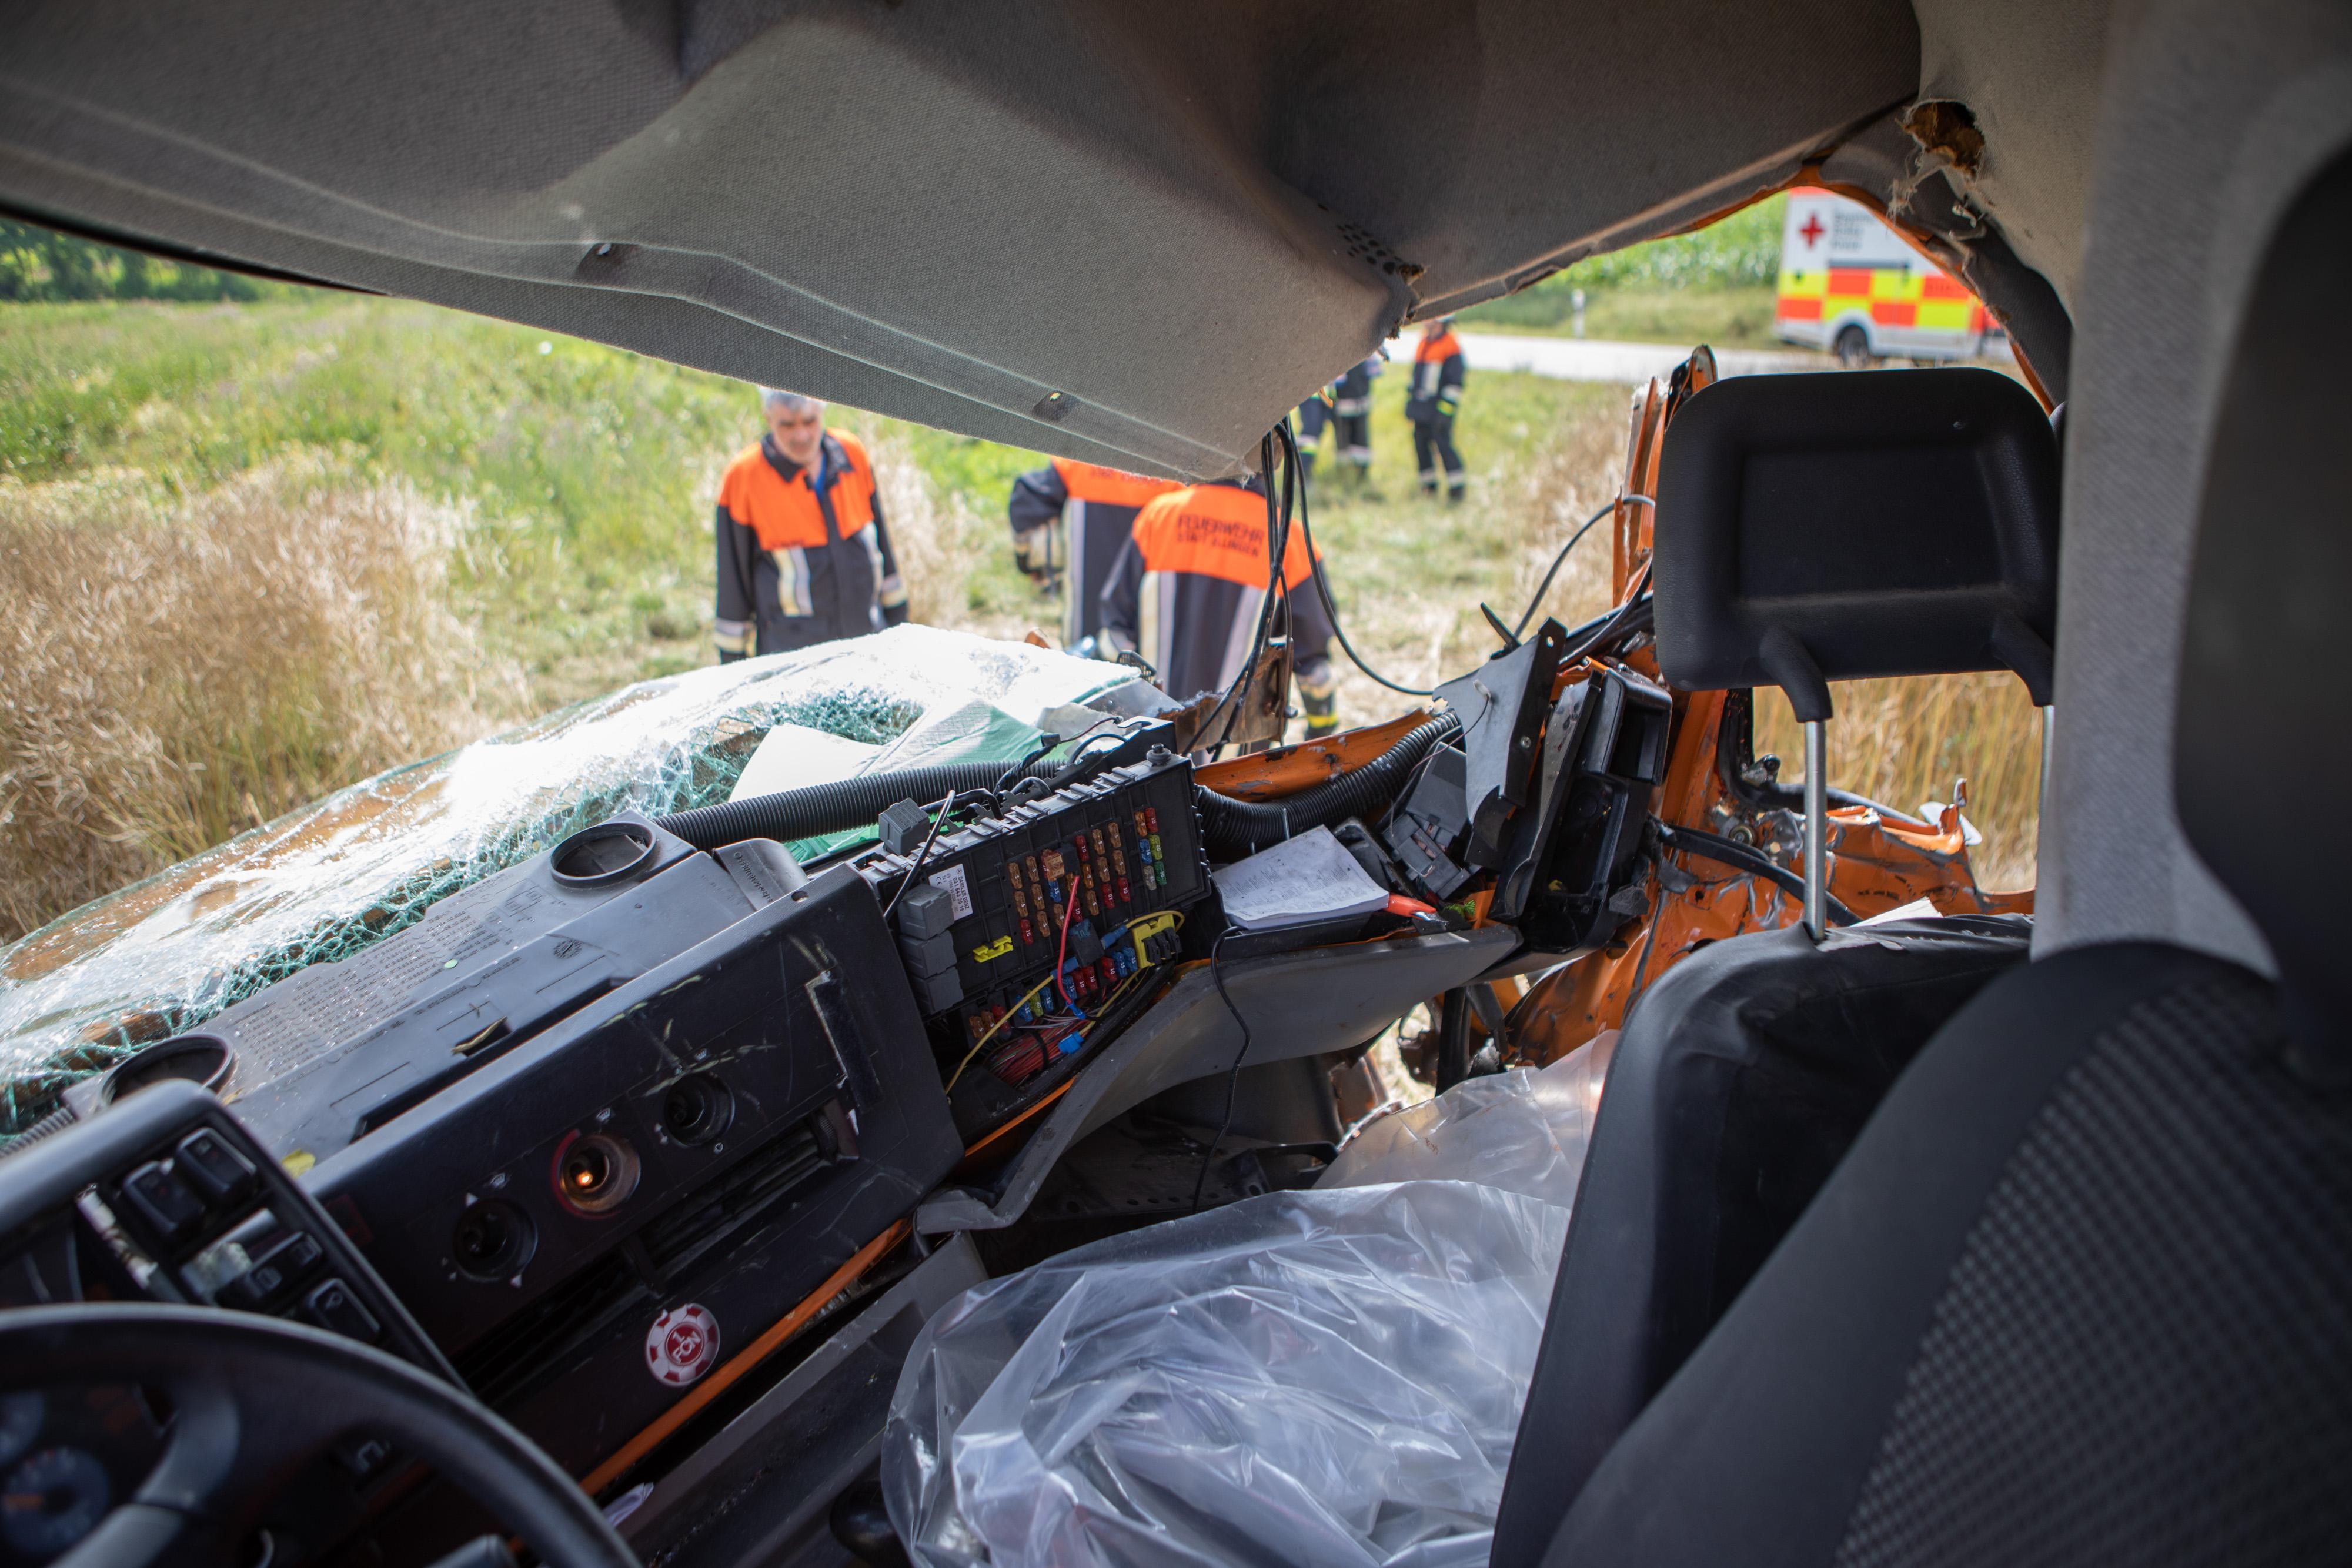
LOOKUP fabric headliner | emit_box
[0,0,1916,478]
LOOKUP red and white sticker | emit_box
[646,1303,720,1386]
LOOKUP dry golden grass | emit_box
[1755,674,2043,890]
[857,426,1042,644]
[0,456,526,939]
[1303,382,1629,732]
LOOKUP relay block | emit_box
[862,749,1208,1103]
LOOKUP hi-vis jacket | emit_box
[714,431,909,658]
[1099,477,1336,706]
[1406,328,1465,423]
[1006,458,1180,645]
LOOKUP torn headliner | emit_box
[0,0,1952,476]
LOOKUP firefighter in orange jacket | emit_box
[1004,458,1180,651]
[1406,317,1467,502]
[1098,477,1339,739]
[712,389,909,660]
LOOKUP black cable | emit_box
[1190,927,1251,1212]
[1289,417,1438,697]
[1655,823,1860,927]
[1558,568,1655,668]
[992,716,1118,797]
[880,788,975,921]
[1193,711,1461,859]
[1195,430,1292,756]
[1514,501,1617,638]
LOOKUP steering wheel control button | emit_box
[333,1433,396,1481]
[120,1160,205,1245]
[302,1278,383,1344]
[646,1303,720,1386]
[218,1232,323,1310]
[173,1128,259,1203]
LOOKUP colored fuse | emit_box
[1004,861,1037,944]
[1126,815,1152,878]
[1075,841,1102,918]
[1098,958,1117,989]
[1015,997,1035,1025]
[1145,808,1161,835]
[1042,847,1065,884]
[1089,827,1115,904]
[1025,854,1047,899]
[1107,823,1134,904]
[1148,834,1165,877]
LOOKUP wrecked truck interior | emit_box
[1,1,2349,1564]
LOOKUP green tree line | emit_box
[0,219,285,303]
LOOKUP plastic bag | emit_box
[886,1182,1567,1568]
[883,1042,1608,1568]
[0,627,1131,1131]
[1318,1040,1613,1212]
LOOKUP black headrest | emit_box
[2178,148,2352,1053]
[1652,367,2060,721]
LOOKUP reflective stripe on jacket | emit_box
[1407,329,1465,422]
[1098,478,1335,704]
[714,430,907,656]
[1006,459,1180,644]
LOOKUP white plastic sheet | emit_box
[884,1043,1608,1568]
[1319,1041,1614,1212]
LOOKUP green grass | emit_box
[0,297,1048,704]
[1457,283,1782,348]
[1457,192,1788,347]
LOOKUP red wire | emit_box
[1054,875,1082,1015]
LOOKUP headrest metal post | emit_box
[2039,706,2056,848]
[1803,720,1828,941]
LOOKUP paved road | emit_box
[1436,331,1827,385]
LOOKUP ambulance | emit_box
[1775,187,2005,365]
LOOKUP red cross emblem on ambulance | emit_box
[1799,213,1826,248]
[646,1303,720,1386]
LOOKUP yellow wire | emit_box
[943,908,1189,1092]
[945,971,1059,1092]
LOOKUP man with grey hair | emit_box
[713,387,910,659]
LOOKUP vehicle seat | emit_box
[1488,914,2026,1560]
[1505,143,2352,1566]
[1492,364,2063,1559]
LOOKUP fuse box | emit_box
[861,750,1210,1135]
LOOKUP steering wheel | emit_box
[0,1304,637,1567]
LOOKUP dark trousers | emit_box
[1334,413,1372,466]
[1414,417,1464,492]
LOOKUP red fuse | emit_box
[1097,958,1117,990]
